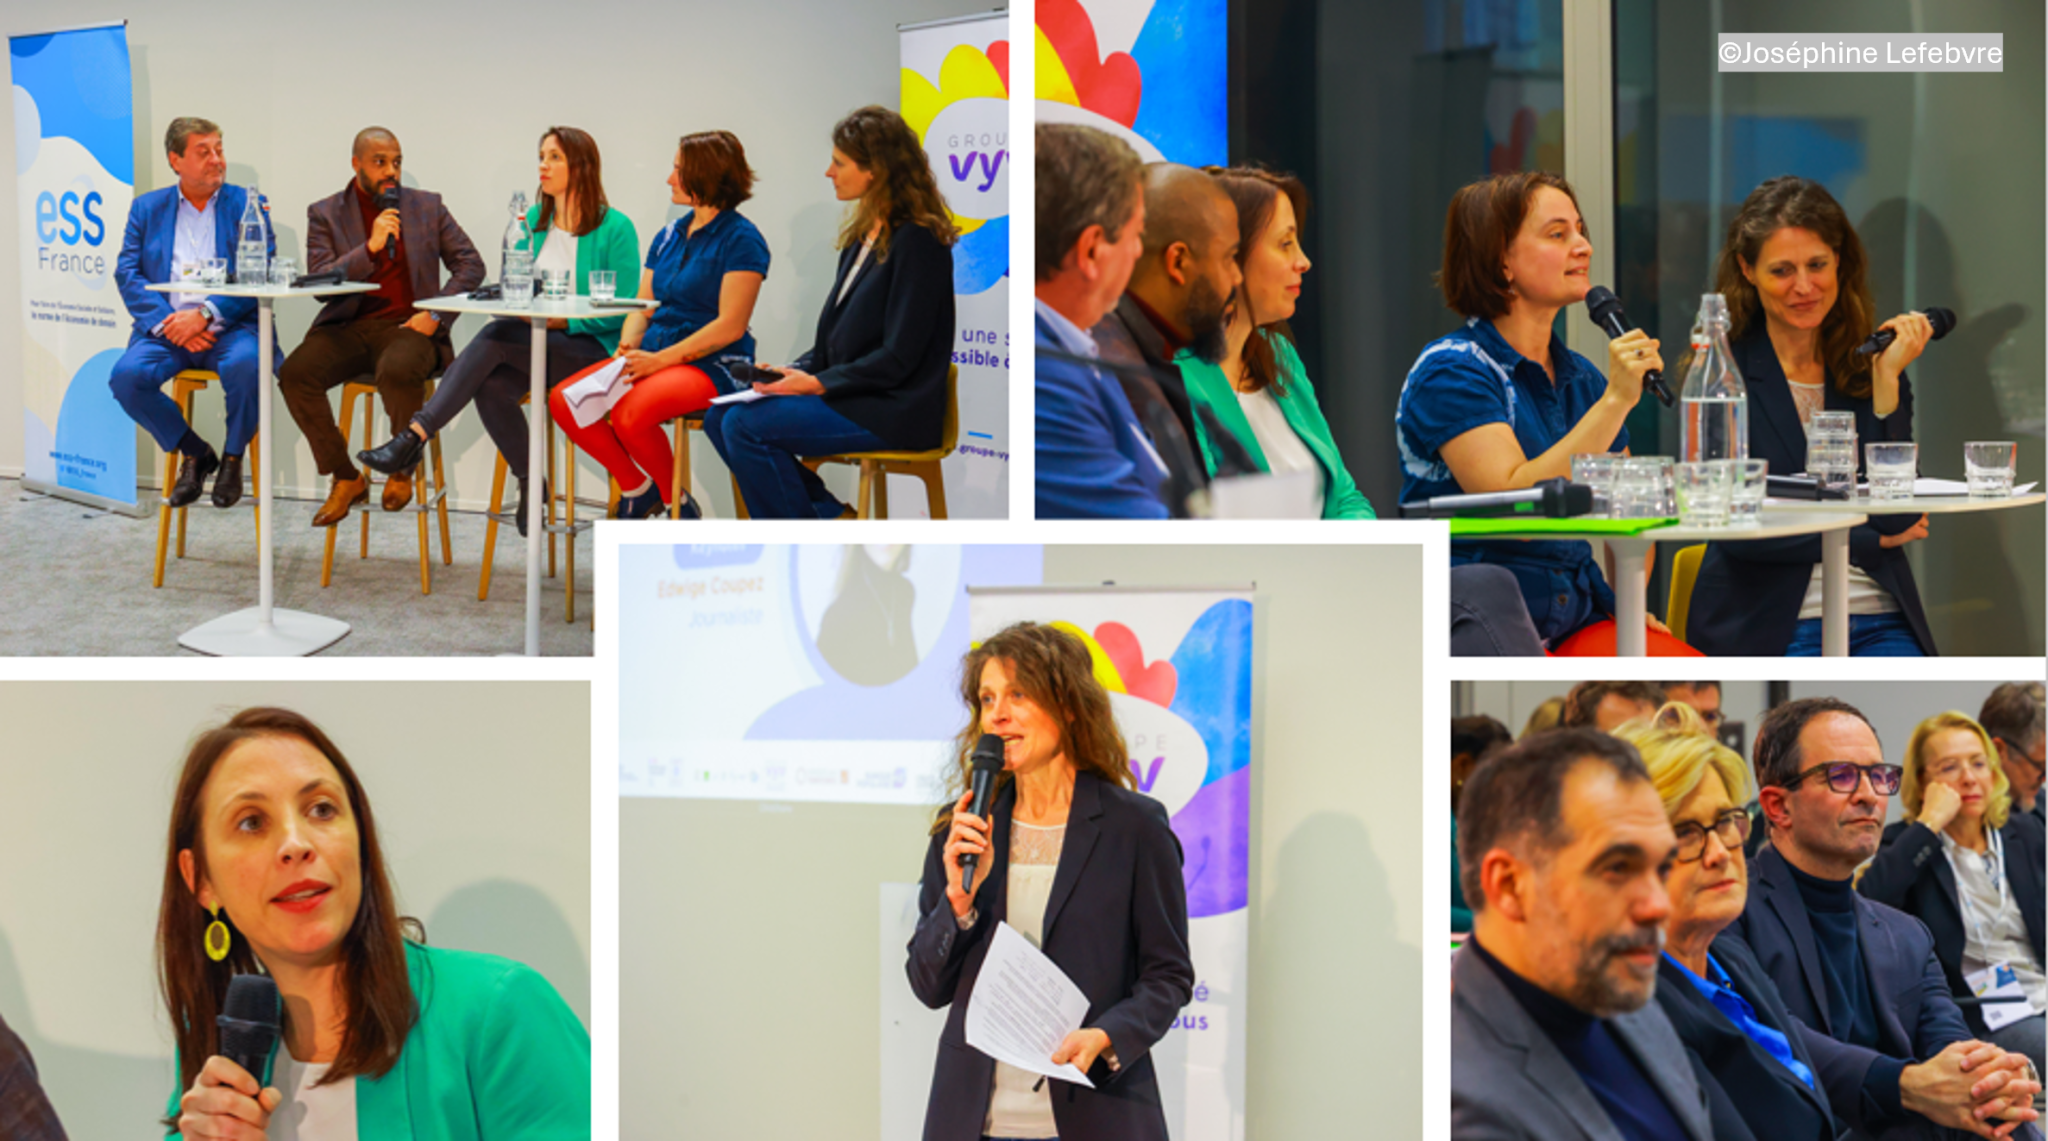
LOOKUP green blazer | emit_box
[527,203,640,352]
[1177,332,1375,519]
[169,943,591,1140]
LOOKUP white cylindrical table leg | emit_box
[527,316,545,657]
[1612,539,1650,657]
[1821,528,1850,656]
[257,297,274,624]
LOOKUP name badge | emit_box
[1966,963,2040,1032]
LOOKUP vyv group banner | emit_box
[1036,0,1227,165]
[11,22,138,511]
[899,13,1008,518]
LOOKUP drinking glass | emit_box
[268,257,296,288]
[541,268,571,300]
[1806,411,1857,493]
[589,270,616,302]
[1964,441,2017,498]
[1674,461,1734,528]
[1570,453,1621,518]
[1613,457,1672,519]
[201,258,228,287]
[1727,458,1769,524]
[1865,441,1917,501]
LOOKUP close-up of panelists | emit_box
[1031,0,2041,657]
[0,0,1011,656]
[1451,680,2045,1140]
[0,682,592,1139]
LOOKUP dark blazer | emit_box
[1858,813,2047,1037]
[1686,326,1934,656]
[1724,846,1974,1138]
[795,218,954,451]
[303,182,485,369]
[1091,294,1201,453]
[115,183,274,342]
[906,772,1193,1141]
[0,1011,65,1141]
[1655,941,1840,1141]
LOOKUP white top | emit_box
[984,821,1066,1140]
[1940,827,2047,1009]
[267,1052,358,1141]
[837,237,875,307]
[167,189,224,327]
[1234,386,1324,517]
[1797,563,1898,620]
[534,227,579,279]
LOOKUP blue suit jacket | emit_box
[1034,312,1169,519]
[115,183,275,344]
[1656,939,1840,1141]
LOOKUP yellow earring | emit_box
[204,905,231,962]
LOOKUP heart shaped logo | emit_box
[1094,621,1177,707]
[1038,0,1143,128]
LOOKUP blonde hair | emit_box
[1521,697,1565,740]
[1610,702,1751,815]
[1902,712,2011,831]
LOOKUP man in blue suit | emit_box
[112,116,274,509]
[1725,696,2042,1140]
[1033,123,1169,519]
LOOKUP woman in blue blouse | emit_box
[550,130,769,519]
[1395,171,1683,654]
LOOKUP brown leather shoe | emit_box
[382,469,414,511]
[312,475,369,527]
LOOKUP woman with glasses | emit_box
[1611,704,1837,1141]
[1860,712,2046,1081]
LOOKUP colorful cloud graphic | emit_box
[902,40,1010,295]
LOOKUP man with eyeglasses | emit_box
[1728,696,2042,1141]
[1979,683,2045,822]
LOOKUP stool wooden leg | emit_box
[357,395,372,561]
[154,448,176,588]
[918,461,947,520]
[872,462,890,520]
[565,440,578,624]
[479,455,506,602]
[670,421,687,520]
[855,462,877,519]
[431,435,452,567]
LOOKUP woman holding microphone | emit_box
[159,707,590,1139]
[1394,171,1685,654]
[907,623,1193,1141]
[1684,176,1936,656]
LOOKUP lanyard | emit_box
[1950,826,2012,951]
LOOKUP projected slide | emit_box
[617,544,1044,804]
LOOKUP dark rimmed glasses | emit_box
[1673,808,1751,862]
[1782,761,1903,796]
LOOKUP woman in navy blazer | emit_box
[1861,712,2046,1059]
[705,105,957,518]
[907,623,1192,1141]
[1684,177,1938,656]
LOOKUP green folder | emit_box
[1449,516,1676,537]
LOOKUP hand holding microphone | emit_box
[1859,308,1951,374]
[944,734,1006,919]
[179,974,283,1140]
[1585,286,1674,408]
[370,184,402,254]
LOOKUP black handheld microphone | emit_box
[376,184,401,248]
[1855,307,1954,356]
[1398,477,1594,519]
[960,734,1005,895]
[217,974,281,1086]
[1585,286,1675,408]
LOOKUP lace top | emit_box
[1789,378,1827,426]
[984,821,1067,1139]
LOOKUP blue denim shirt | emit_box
[641,209,770,391]
[1667,951,1817,1091]
[1395,316,1626,643]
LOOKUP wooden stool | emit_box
[802,365,958,519]
[479,394,599,623]
[321,377,453,594]
[668,413,748,519]
[153,370,260,588]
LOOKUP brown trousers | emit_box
[278,317,439,478]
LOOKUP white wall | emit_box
[619,542,1427,1140]
[0,680,590,1140]
[0,0,986,517]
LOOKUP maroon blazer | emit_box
[303,182,486,367]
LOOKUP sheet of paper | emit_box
[963,922,1096,1088]
[559,357,629,428]
[709,387,770,405]
[1208,470,1319,519]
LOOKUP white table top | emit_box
[1763,493,2045,516]
[414,294,658,321]
[145,281,378,298]
[1494,508,1868,544]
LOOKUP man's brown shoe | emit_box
[312,475,370,527]
[382,469,414,511]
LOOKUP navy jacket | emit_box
[115,183,276,344]
[794,218,954,451]
[905,772,1193,1141]
[1685,326,1934,656]
[1859,814,2047,1038]
[1033,311,1170,519]
[1657,940,1841,1141]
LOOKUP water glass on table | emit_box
[1675,461,1734,528]
[1865,441,1917,501]
[1806,411,1858,493]
[541,269,571,301]
[201,257,228,287]
[589,270,616,303]
[1727,458,1768,524]
[1613,457,1672,519]
[503,252,534,307]
[268,258,296,288]
[1965,441,2017,498]
[1570,453,1621,517]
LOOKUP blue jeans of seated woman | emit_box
[1786,611,1924,656]
[703,395,885,519]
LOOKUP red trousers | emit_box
[548,360,719,493]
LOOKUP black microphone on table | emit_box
[1855,307,1954,355]
[960,733,1005,895]
[1398,477,1594,519]
[1585,286,1675,408]
[218,974,281,1085]
[376,184,401,248]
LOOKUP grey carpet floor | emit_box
[0,477,595,656]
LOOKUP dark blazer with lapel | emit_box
[1450,944,1714,1141]
[1724,846,1973,1136]
[1655,939,1841,1141]
[1685,326,1934,656]
[796,218,954,451]
[1858,813,2047,1038]
[905,772,1193,1141]
[115,183,274,342]
[303,182,486,369]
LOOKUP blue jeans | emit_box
[1786,611,1925,656]
[703,395,885,519]
[109,326,263,455]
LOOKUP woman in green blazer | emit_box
[1179,166,1374,519]
[360,126,640,535]
[160,708,590,1140]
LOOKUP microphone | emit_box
[1398,477,1594,519]
[960,734,1004,895]
[217,974,280,1085]
[376,184,401,249]
[1585,286,1675,408]
[1855,307,1954,356]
